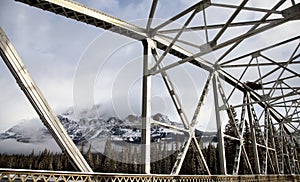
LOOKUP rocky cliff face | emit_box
[0,112,188,144]
[0,108,217,154]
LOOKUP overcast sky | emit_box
[0,0,203,132]
[0,0,299,133]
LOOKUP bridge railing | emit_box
[1,168,300,182]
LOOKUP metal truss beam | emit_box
[151,48,190,129]
[212,72,227,174]
[146,0,158,34]
[15,0,146,40]
[220,35,300,66]
[246,93,261,174]
[220,69,299,140]
[16,1,300,122]
[141,39,155,174]
[216,0,287,63]
[210,2,282,14]
[151,14,295,75]
[12,0,300,175]
[152,0,211,32]
[212,0,249,44]
[0,27,92,172]
[216,75,253,175]
[158,19,282,34]
[151,7,200,72]
[222,61,300,68]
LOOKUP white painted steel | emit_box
[0,27,93,173]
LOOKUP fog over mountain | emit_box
[0,107,217,154]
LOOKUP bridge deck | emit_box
[1,168,300,182]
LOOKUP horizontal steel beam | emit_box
[222,61,300,68]
[1,168,300,181]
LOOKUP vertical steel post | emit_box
[212,72,227,175]
[246,92,261,174]
[141,38,154,174]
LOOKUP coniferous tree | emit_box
[28,150,34,169]
[162,142,169,173]
[110,147,118,172]
[180,145,195,174]
[224,121,238,174]
[102,137,112,172]
[80,142,85,154]
[7,157,13,168]
[224,106,240,174]
[86,144,94,168]
[151,142,159,173]
[132,147,139,173]
[244,120,255,174]
[93,153,101,171]
[207,142,218,174]
[118,148,126,172]
[37,149,48,169]
[55,154,63,171]
[157,141,163,173]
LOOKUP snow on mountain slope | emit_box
[0,111,184,143]
[0,108,217,153]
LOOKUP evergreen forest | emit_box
[0,119,299,175]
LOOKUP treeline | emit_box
[1,119,299,174]
[223,107,300,175]
[0,149,75,171]
[0,139,219,174]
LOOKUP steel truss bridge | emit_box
[1,0,300,180]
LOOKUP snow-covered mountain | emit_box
[0,108,217,153]
[0,112,184,144]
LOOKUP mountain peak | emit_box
[0,110,217,154]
